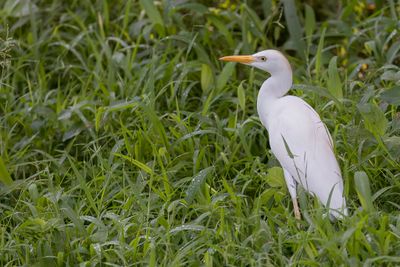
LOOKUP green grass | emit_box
[1,0,400,265]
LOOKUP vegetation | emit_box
[1,0,400,265]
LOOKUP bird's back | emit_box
[265,96,347,215]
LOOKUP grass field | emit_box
[1,0,400,265]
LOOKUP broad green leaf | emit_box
[357,102,388,137]
[380,86,400,106]
[327,56,343,99]
[17,218,46,231]
[201,64,213,92]
[28,183,39,202]
[364,40,376,55]
[354,171,374,212]
[261,0,272,17]
[237,81,246,110]
[258,188,278,207]
[384,136,400,160]
[0,157,13,185]
[139,0,164,35]
[4,0,39,17]
[265,167,285,188]
[175,2,208,14]
[185,167,213,204]
[217,62,235,90]
[387,40,400,64]
[381,70,400,81]
[139,0,163,25]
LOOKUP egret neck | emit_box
[257,67,293,130]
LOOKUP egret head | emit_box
[219,49,291,76]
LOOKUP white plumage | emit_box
[220,50,347,219]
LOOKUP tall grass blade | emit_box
[114,153,154,175]
[283,0,306,60]
[237,81,246,110]
[304,4,316,47]
[315,27,326,80]
[0,157,13,185]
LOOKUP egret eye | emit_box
[260,56,267,62]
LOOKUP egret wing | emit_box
[268,96,346,214]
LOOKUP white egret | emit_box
[220,50,348,219]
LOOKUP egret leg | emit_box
[283,169,301,220]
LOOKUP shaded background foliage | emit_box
[0,0,400,265]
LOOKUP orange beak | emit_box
[219,55,255,64]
